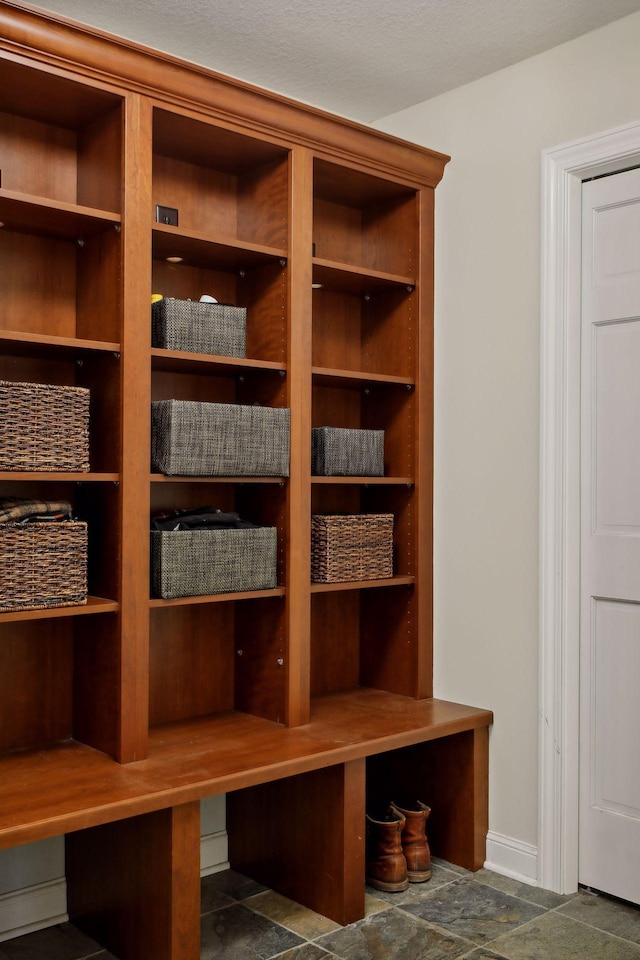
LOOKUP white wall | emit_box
[374,10,640,877]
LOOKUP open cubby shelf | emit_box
[152,224,286,270]
[0,189,121,239]
[0,10,489,959]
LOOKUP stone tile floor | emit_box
[1,859,640,959]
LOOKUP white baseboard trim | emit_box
[0,878,68,943]
[200,829,230,878]
[484,831,539,886]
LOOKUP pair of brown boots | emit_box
[365,800,431,892]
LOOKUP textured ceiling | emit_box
[21,0,640,122]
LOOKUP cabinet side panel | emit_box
[235,598,287,724]
[67,802,201,960]
[286,146,313,726]
[228,759,366,924]
[77,104,122,213]
[117,92,153,760]
[415,188,435,697]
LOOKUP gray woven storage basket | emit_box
[0,520,88,611]
[152,298,247,357]
[151,526,277,598]
[311,513,393,583]
[311,427,384,477]
[151,400,290,476]
[0,380,89,472]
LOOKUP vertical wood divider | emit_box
[118,93,152,760]
[66,801,201,960]
[227,758,366,924]
[415,187,435,698]
[286,146,314,726]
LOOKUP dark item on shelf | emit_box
[0,380,90,472]
[155,204,178,226]
[151,400,290,477]
[311,426,384,477]
[151,525,277,598]
[152,297,246,358]
[151,506,261,532]
[0,519,88,612]
[311,513,393,583]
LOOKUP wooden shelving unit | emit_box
[0,4,491,958]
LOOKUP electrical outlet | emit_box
[156,205,178,226]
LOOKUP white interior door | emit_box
[580,167,640,904]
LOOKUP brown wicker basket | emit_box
[0,521,88,612]
[311,513,393,583]
[0,381,90,472]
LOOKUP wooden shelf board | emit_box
[150,474,286,484]
[0,330,120,357]
[0,189,121,240]
[311,576,414,593]
[153,224,286,271]
[150,587,286,607]
[0,690,492,850]
[0,596,119,624]
[310,476,414,486]
[0,472,119,482]
[312,258,415,295]
[151,348,286,376]
[312,366,414,388]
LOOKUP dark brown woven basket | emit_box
[0,521,88,612]
[0,381,90,472]
[311,513,393,583]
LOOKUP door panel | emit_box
[580,168,640,904]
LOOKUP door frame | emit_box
[539,120,640,894]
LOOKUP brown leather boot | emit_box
[389,800,432,882]
[365,809,409,892]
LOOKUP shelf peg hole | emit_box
[237,649,243,657]
[77,238,85,247]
